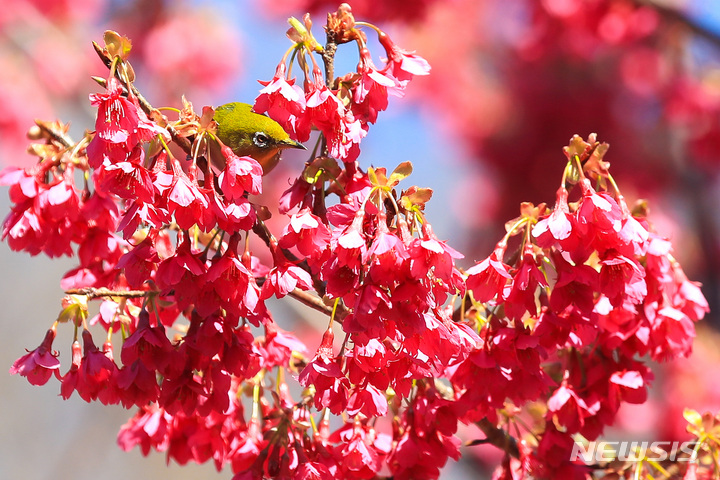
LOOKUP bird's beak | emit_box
[278,138,307,150]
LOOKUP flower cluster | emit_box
[253,5,429,164]
[2,5,709,480]
[457,135,708,478]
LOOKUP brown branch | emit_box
[34,120,74,149]
[287,288,348,323]
[475,418,520,460]
[65,287,153,299]
[322,26,337,89]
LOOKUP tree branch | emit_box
[475,418,520,460]
[65,287,152,299]
[34,120,74,149]
[287,288,347,323]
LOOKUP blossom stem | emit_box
[285,288,348,324]
[384,188,401,219]
[354,21,382,35]
[156,107,181,114]
[606,172,622,198]
[329,298,340,329]
[501,217,529,245]
[160,134,178,160]
[251,382,260,421]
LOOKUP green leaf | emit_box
[400,186,433,211]
[388,161,413,186]
[684,408,703,428]
[564,134,589,160]
[367,166,379,186]
[104,30,132,60]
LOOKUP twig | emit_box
[322,30,337,89]
[287,288,348,323]
[65,287,152,299]
[475,417,520,459]
[34,120,74,149]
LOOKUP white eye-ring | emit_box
[253,132,271,148]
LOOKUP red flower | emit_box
[203,239,257,318]
[343,284,392,338]
[87,77,167,167]
[260,249,313,300]
[549,251,598,316]
[10,326,60,386]
[298,328,350,413]
[334,422,387,479]
[278,209,331,258]
[218,147,263,198]
[547,385,591,433]
[609,369,649,406]
[210,192,256,234]
[365,217,408,288]
[504,243,548,320]
[96,158,155,203]
[120,309,175,374]
[408,223,463,287]
[378,31,431,90]
[118,200,169,239]
[78,329,118,403]
[532,187,582,256]
[258,323,307,369]
[673,269,710,322]
[576,179,622,237]
[647,305,696,360]
[278,177,313,214]
[165,159,210,231]
[294,462,332,480]
[303,68,366,162]
[465,242,512,302]
[155,236,206,291]
[159,371,206,416]
[116,231,160,288]
[117,404,171,456]
[346,383,388,417]
[88,78,140,154]
[254,62,309,142]
[598,250,646,306]
[352,48,395,124]
[60,340,82,399]
[229,418,264,475]
[116,359,160,408]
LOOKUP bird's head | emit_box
[213,102,305,174]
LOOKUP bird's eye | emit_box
[253,132,271,148]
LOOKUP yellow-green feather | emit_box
[212,102,304,174]
[215,102,290,156]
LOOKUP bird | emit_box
[210,102,305,175]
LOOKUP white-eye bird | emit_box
[210,102,305,175]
